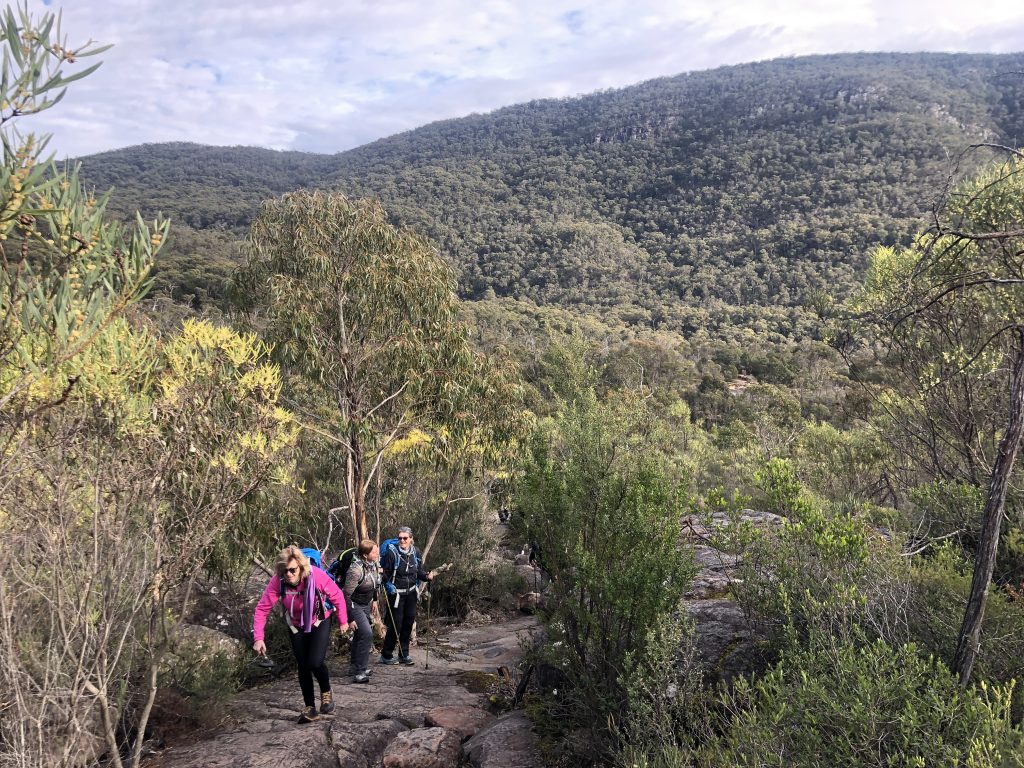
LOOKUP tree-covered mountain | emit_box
[79,52,1024,338]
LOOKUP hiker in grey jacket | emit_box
[343,539,382,683]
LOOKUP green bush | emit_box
[735,458,908,648]
[697,634,1024,767]
[514,383,695,759]
[909,544,1024,720]
[614,620,710,768]
[158,639,244,726]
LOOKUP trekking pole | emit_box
[423,586,433,670]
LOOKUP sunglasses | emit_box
[284,566,300,575]
[398,535,411,540]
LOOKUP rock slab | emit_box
[382,726,461,768]
[424,705,495,741]
[463,711,541,768]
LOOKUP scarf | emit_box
[301,569,316,633]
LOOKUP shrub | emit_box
[908,543,1024,720]
[735,458,909,648]
[514,384,695,760]
[697,634,1024,767]
[614,619,710,768]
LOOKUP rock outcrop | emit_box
[681,508,782,682]
[382,727,462,768]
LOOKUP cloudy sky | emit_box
[25,0,1024,158]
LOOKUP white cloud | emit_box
[19,0,1024,158]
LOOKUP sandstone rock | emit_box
[685,598,766,683]
[382,726,461,768]
[515,564,548,591]
[424,705,494,740]
[332,717,408,768]
[463,711,541,768]
[683,508,784,539]
[517,591,541,613]
[152,724,337,768]
[686,545,741,599]
[173,624,244,664]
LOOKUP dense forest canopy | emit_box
[78,52,1024,338]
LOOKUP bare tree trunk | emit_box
[345,431,368,545]
[347,427,368,544]
[952,330,1024,686]
[421,467,459,563]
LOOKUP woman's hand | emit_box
[253,639,267,655]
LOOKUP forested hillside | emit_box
[79,52,1024,336]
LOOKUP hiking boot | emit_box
[320,690,335,715]
[362,667,373,677]
[398,654,414,666]
[353,671,370,684]
[297,705,320,723]
[378,654,399,665]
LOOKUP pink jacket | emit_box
[252,566,348,642]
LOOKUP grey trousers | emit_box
[349,602,374,673]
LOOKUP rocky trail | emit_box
[146,614,542,768]
[145,509,773,768]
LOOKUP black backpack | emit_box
[327,548,373,592]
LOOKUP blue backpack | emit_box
[301,547,323,569]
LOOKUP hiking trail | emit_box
[145,613,541,768]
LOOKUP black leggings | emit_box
[382,591,418,658]
[288,619,332,706]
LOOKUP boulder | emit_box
[686,545,741,599]
[382,727,461,768]
[424,705,494,740]
[683,508,784,540]
[463,711,541,768]
[174,624,244,664]
[517,591,541,613]
[514,564,548,591]
[685,598,766,683]
[332,718,408,768]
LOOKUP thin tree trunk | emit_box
[345,426,369,545]
[952,330,1024,686]
[350,428,368,543]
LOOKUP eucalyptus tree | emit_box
[856,151,1024,685]
[232,190,500,544]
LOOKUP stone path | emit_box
[145,615,542,768]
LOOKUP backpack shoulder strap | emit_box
[382,543,400,584]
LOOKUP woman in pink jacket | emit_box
[252,545,349,723]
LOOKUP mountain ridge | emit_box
[78,51,1024,338]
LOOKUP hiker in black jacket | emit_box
[378,527,433,666]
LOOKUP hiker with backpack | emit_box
[379,526,435,666]
[336,539,382,683]
[252,545,349,724]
